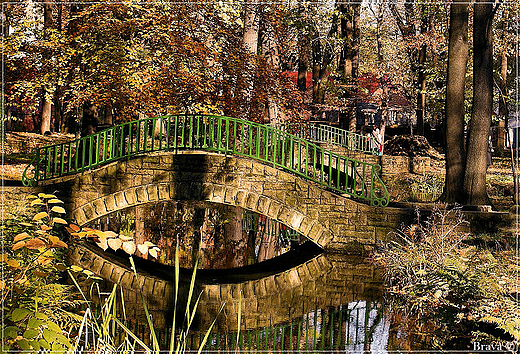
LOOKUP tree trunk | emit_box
[338,2,360,80]
[297,32,309,92]
[497,46,508,152]
[40,1,53,135]
[463,0,494,206]
[240,0,262,120]
[261,17,281,124]
[442,0,469,204]
[416,44,426,136]
[311,36,322,104]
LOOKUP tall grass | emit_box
[68,247,224,354]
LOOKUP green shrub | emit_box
[373,206,519,349]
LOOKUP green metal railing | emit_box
[22,115,388,206]
[280,123,383,156]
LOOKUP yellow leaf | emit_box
[25,238,46,250]
[48,199,64,204]
[49,235,59,244]
[137,244,148,255]
[13,232,31,242]
[149,248,158,258]
[6,259,20,268]
[52,240,68,248]
[12,241,26,251]
[143,241,155,247]
[51,206,66,214]
[69,224,80,232]
[19,222,33,227]
[73,231,87,239]
[27,195,39,199]
[0,254,8,262]
[119,234,134,242]
[0,280,4,289]
[70,265,83,272]
[52,218,68,225]
[33,212,48,221]
[82,269,94,276]
[96,238,108,251]
[40,225,52,231]
[122,241,136,254]
[107,238,122,251]
[38,193,56,199]
[15,274,27,284]
[30,199,44,206]
[103,231,118,239]
[37,257,53,265]
[55,263,67,271]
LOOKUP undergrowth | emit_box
[373,206,519,350]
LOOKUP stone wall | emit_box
[45,151,409,250]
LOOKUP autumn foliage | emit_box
[4,2,307,128]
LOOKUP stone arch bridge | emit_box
[22,114,406,250]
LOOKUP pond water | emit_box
[84,202,416,352]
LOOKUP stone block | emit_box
[92,198,107,216]
[224,186,238,204]
[235,190,248,208]
[124,188,138,206]
[90,257,105,275]
[99,262,114,280]
[147,185,159,201]
[72,208,87,226]
[114,191,127,209]
[82,204,95,221]
[119,272,135,289]
[103,195,117,212]
[264,276,276,293]
[308,223,325,244]
[212,185,225,203]
[157,184,170,200]
[286,269,301,286]
[110,266,126,284]
[252,164,264,176]
[256,196,270,215]
[189,182,202,199]
[266,200,282,220]
[135,186,148,203]
[201,183,214,200]
[253,279,267,297]
[245,193,259,211]
[127,159,142,169]
[242,282,254,298]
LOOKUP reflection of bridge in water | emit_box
[69,243,392,352]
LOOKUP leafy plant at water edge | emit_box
[373,206,519,349]
[1,193,82,352]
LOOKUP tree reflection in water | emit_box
[88,201,306,269]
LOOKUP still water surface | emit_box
[86,201,413,352]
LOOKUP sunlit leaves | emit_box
[33,212,48,221]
